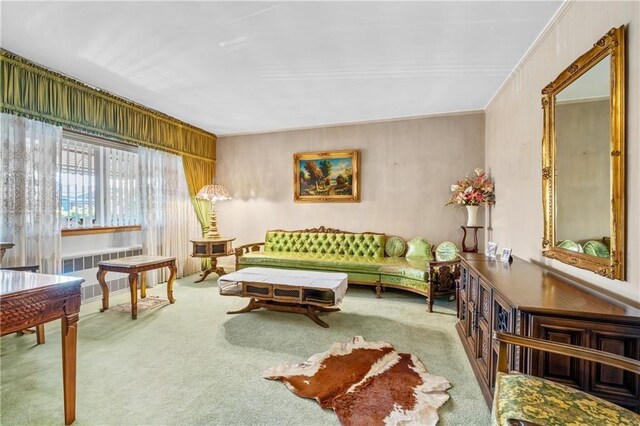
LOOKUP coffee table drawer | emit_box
[273,285,302,302]
[243,282,273,299]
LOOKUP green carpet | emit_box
[0,274,490,425]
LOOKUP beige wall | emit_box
[216,112,485,267]
[485,1,639,302]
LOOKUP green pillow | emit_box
[435,241,459,262]
[385,236,407,257]
[405,237,433,259]
[583,240,609,258]
[557,240,583,253]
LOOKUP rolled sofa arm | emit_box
[234,242,265,270]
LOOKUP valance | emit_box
[0,49,215,162]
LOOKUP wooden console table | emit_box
[456,253,640,412]
[190,237,235,282]
[0,270,83,425]
[97,255,177,320]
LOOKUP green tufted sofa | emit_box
[233,227,459,312]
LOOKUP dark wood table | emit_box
[0,270,83,425]
[97,255,177,319]
[460,226,483,253]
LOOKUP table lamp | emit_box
[195,179,231,239]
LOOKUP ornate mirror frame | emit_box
[541,26,626,280]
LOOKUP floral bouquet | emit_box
[447,168,495,206]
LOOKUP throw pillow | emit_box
[385,236,407,257]
[405,237,433,259]
[435,241,459,261]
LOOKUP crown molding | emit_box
[484,0,575,110]
[218,109,484,138]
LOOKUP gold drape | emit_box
[1,49,216,161]
[182,156,216,235]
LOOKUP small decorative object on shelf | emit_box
[486,241,498,258]
[501,248,512,263]
[446,168,495,227]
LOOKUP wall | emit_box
[485,1,639,302]
[216,112,485,267]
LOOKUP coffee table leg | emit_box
[61,313,78,425]
[97,268,109,312]
[305,306,330,328]
[227,298,261,314]
[129,273,138,320]
[167,263,177,304]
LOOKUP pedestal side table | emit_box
[460,226,483,253]
[190,237,235,282]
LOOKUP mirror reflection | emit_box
[555,56,611,258]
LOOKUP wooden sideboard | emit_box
[456,254,640,412]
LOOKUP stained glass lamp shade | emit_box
[195,180,231,239]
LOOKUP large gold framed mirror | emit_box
[542,26,625,280]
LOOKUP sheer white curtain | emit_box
[138,147,200,285]
[0,113,62,273]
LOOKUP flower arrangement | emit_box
[446,168,495,206]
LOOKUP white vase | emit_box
[465,205,480,227]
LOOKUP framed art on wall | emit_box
[293,150,360,202]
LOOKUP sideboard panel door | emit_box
[530,316,587,389]
[590,327,640,412]
[455,254,640,412]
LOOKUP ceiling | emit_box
[1,1,562,136]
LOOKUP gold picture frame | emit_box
[541,26,625,280]
[293,150,360,202]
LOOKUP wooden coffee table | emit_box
[218,267,348,328]
[96,255,177,319]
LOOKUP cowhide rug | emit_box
[264,336,451,426]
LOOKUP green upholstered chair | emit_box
[492,331,640,426]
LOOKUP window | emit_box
[60,133,139,229]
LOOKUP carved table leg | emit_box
[306,306,330,328]
[97,268,109,312]
[129,273,139,320]
[36,324,45,345]
[61,313,78,425]
[194,257,226,282]
[140,272,147,299]
[167,262,177,304]
[227,298,261,314]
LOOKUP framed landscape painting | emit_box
[293,150,360,202]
